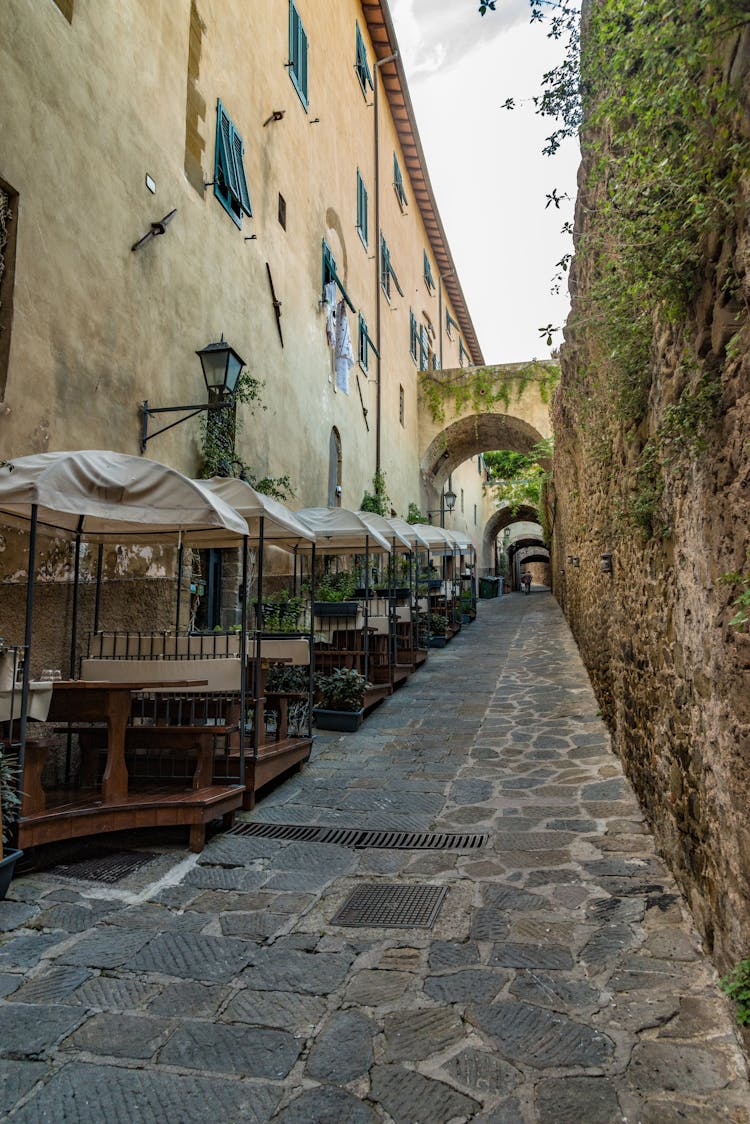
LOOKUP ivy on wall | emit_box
[419,362,559,425]
[199,370,294,500]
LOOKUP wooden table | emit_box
[45,679,206,805]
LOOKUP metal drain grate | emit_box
[331,883,447,929]
[227,822,487,851]
[53,847,157,885]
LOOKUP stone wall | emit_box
[551,21,750,968]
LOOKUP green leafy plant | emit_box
[261,591,304,633]
[0,748,21,854]
[419,362,559,425]
[199,371,294,500]
[315,569,357,602]
[316,668,367,712]
[428,612,448,636]
[360,470,390,516]
[406,502,427,524]
[720,958,750,1025]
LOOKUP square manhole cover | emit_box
[331,883,447,929]
[53,847,157,885]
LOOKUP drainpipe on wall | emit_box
[373,50,399,476]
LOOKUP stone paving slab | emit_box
[1,593,748,1122]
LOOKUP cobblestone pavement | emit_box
[1,593,749,1122]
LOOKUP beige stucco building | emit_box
[0,0,492,546]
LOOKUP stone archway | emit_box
[421,413,545,494]
[418,362,554,497]
[480,504,543,576]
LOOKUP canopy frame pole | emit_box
[175,536,184,633]
[238,535,248,788]
[93,543,104,634]
[253,517,265,764]
[65,515,85,786]
[308,542,316,740]
[18,503,39,801]
[364,536,370,683]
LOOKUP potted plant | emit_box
[261,591,304,633]
[427,612,449,649]
[313,570,359,618]
[0,748,22,900]
[313,667,367,732]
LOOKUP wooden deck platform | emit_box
[17,781,243,853]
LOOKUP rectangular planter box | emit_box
[428,636,447,649]
[0,849,23,901]
[313,707,365,732]
[313,601,359,618]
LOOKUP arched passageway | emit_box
[512,542,551,590]
[481,503,540,574]
[421,413,545,497]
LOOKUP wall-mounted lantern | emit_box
[601,552,613,574]
[140,337,246,453]
[569,555,580,568]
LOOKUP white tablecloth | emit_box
[0,682,54,723]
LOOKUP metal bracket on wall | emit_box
[356,374,370,431]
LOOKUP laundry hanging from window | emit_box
[335,299,354,394]
[324,280,337,347]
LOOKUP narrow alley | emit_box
[1,594,747,1122]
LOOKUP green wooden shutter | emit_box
[355,23,372,94]
[215,100,251,228]
[230,131,252,218]
[289,2,308,109]
[357,170,368,247]
[409,311,417,361]
[358,313,368,371]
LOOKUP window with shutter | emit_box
[409,310,418,363]
[214,100,252,229]
[419,325,429,370]
[356,170,368,248]
[355,23,372,96]
[393,154,407,210]
[380,235,403,302]
[289,2,309,110]
[445,308,459,339]
[459,338,470,367]
[423,250,435,293]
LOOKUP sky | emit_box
[389,0,581,365]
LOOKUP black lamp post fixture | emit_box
[140,337,246,453]
[426,486,457,528]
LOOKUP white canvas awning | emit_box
[0,451,248,544]
[443,528,474,553]
[384,516,432,551]
[413,523,457,555]
[295,507,391,553]
[356,511,412,551]
[198,477,316,549]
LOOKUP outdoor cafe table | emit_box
[45,679,208,804]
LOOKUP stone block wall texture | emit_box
[550,21,750,968]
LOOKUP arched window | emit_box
[328,427,342,507]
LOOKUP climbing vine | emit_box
[419,362,559,425]
[199,370,294,500]
[360,470,390,516]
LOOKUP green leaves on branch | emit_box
[360,470,390,516]
[199,370,294,500]
[419,363,559,425]
[485,439,553,517]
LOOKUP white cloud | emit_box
[390,5,580,364]
[391,0,529,79]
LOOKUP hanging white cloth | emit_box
[335,299,354,394]
[324,281,337,348]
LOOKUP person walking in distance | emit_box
[522,571,531,595]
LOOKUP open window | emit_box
[214,100,252,229]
